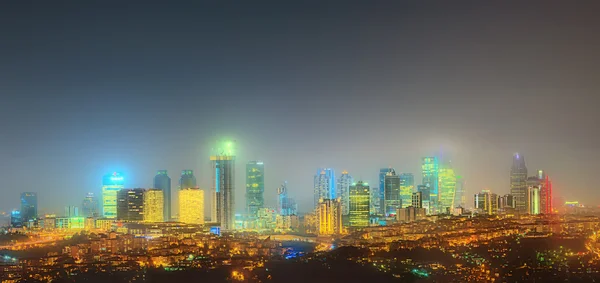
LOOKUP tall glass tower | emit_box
[179,170,197,190]
[454,176,466,208]
[277,182,297,216]
[314,168,335,210]
[349,181,370,227]
[438,166,457,213]
[82,192,99,218]
[211,140,236,230]
[245,161,265,217]
[378,168,392,215]
[102,172,124,218]
[384,169,401,217]
[336,171,353,215]
[154,170,171,221]
[399,173,414,208]
[20,192,38,222]
[116,188,145,221]
[510,153,528,213]
[421,157,439,213]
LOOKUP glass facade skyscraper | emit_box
[399,173,414,208]
[348,181,370,227]
[153,170,171,221]
[378,168,391,215]
[314,168,335,210]
[116,188,145,221]
[211,140,236,230]
[384,169,401,216]
[438,166,457,213]
[245,161,264,217]
[510,153,528,213]
[454,176,466,208]
[336,170,353,215]
[102,172,124,219]
[421,157,439,213]
[20,192,38,222]
[277,181,297,216]
[82,192,99,218]
[179,170,197,190]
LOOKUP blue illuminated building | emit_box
[20,192,38,222]
[314,168,335,209]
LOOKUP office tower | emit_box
[417,185,431,214]
[317,198,342,235]
[82,193,99,218]
[64,206,79,217]
[337,171,353,215]
[179,170,197,190]
[116,188,145,221]
[277,182,297,216]
[528,186,540,215]
[399,173,414,208]
[179,188,204,224]
[20,192,38,222]
[540,172,553,214]
[384,169,401,217]
[421,157,439,213]
[438,165,457,212]
[144,189,164,222]
[454,176,466,208]
[412,191,423,208]
[154,170,171,221]
[102,172,125,218]
[370,186,380,215]
[211,140,235,230]
[11,210,22,228]
[474,190,498,215]
[348,181,370,228]
[510,153,528,213]
[378,168,392,215]
[246,161,265,217]
[498,194,516,213]
[314,168,335,209]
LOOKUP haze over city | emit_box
[1,1,598,215]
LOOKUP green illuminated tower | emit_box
[211,139,236,230]
[102,172,124,218]
[246,161,264,218]
[421,157,439,213]
[438,165,457,213]
[399,173,414,208]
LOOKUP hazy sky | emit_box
[0,1,598,215]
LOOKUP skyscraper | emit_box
[384,169,401,217]
[317,198,343,235]
[399,173,414,208]
[20,192,38,222]
[245,161,264,217]
[277,181,297,216]
[211,140,235,230]
[421,157,439,213]
[540,172,553,214]
[144,189,164,223]
[179,170,197,190]
[82,193,99,218]
[510,153,528,213]
[314,168,335,210]
[438,165,457,213]
[454,176,466,208]
[102,172,124,219]
[153,170,171,221]
[417,185,431,214]
[378,168,391,215]
[412,191,423,208]
[528,186,540,215]
[179,188,204,224]
[336,170,353,215]
[370,186,380,215]
[348,181,370,228]
[116,188,144,221]
[474,189,497,215]
[64,206,79,217]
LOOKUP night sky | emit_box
[0,1,598,215]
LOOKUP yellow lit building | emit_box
[317,198,342,235]
[144,189,164,222]
[349,181,370,228]
[179,188,204,224]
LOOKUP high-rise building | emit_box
[378,168,392,215]
[384,169,401,217]
[116,188,144,221]
[102,172,125,218]
[454,176,466,208]
[438,165,457,212]
[317,198,343,235]
[412,191,423,208]
[510,153,528,213]
[179,188,204,224]
[82,193,99,218]
[474,190,498,215]
[314,168,335,209]
[540,172,553,214]
[211,140,235,230]
[528,186,540,215]
[498,194,516,214]
[143,189,164,222]
[337,171,353,215]
[179,170,197,190]
[399,173,414,209]
[417,185,431,214]
[397,206,427,223]
[20,192,38,222]
[277,182,297,216]
[370,186,380,215]
[246,161,265,217]
[64,206,79,217]
[153,170,171,221]
[422,157,439,213]
[348,181,370,228]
